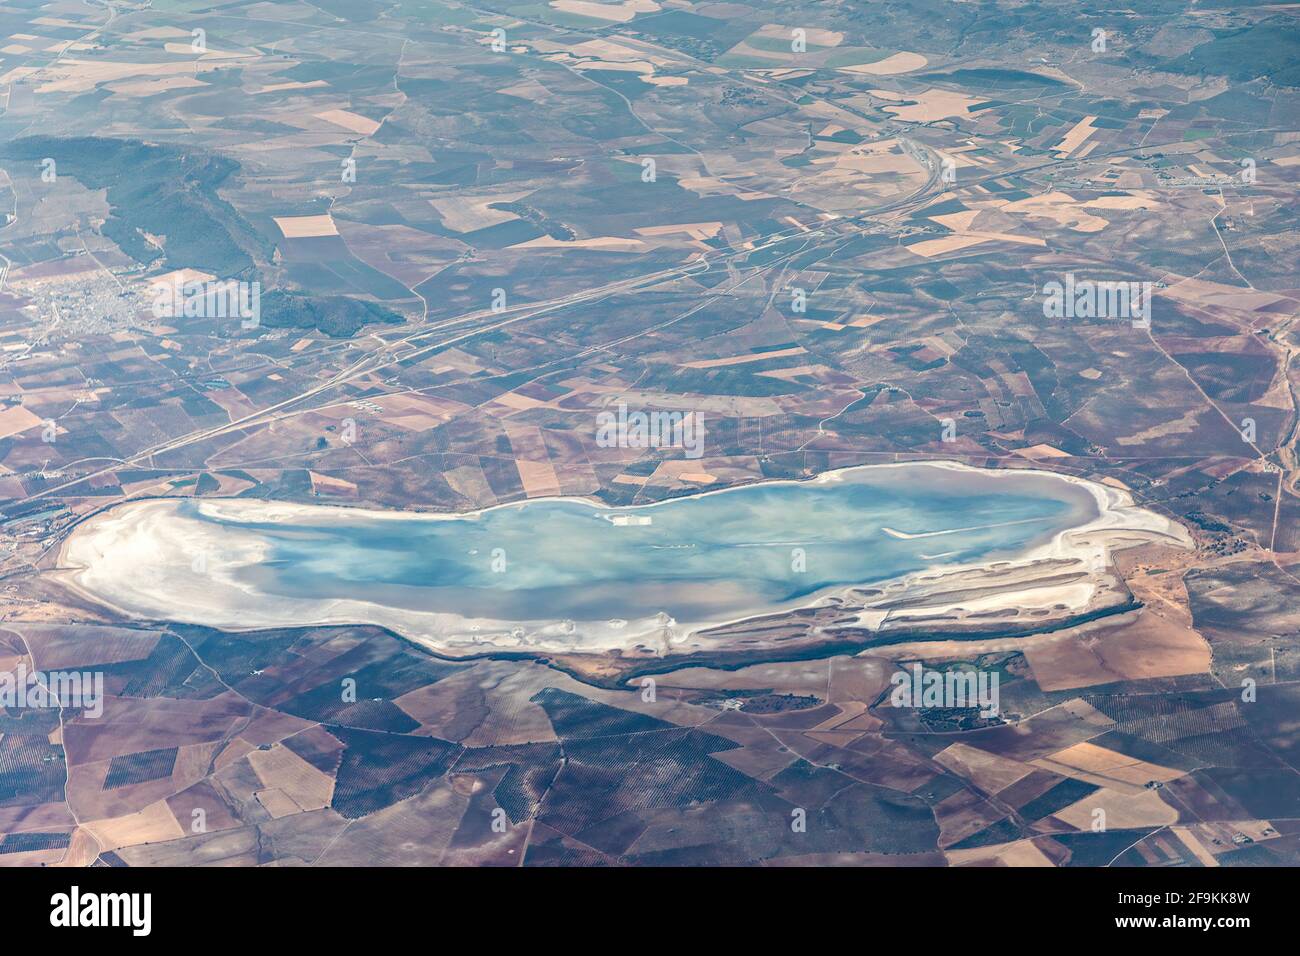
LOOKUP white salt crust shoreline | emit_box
[55,461,1192,660]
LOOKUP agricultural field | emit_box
[0,0,1295,870]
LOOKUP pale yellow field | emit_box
[576,57,655,74]
[647,457,718,481]
[635,221,723,240]
[1085,192,1160,211]
[908,232,1044,258]
[0,405,43,440]
[516,459,563,497]
[7,58,235,94]
[1055,787,1178,830]
[497,78,551,101]
[948,839,1055,867]
[315,108,381,135]
[108,75,208,96]
[82,799,184,852]
[1161,276,1287,312]
[550,0,660,22]
[1033,742,1185,792]
[877,88,982,121]
[124,26,191,40]
[570,38,674,67]
[162,43,254,60]
[1054,115,1098,156]
[255,79,329,94]
[752,24,845,47]
[376,393,470,431]
[511,235,646,251]
[1023,444,1074,460]
[682,346,807,369]
[309,471,358,496]
[493,391,549,411]
[248,744,334,811]
[507,424,563,496]
[839,51,928,75]
[49,828,101,868]
[998,192,1110,233]
[255,788,303,818]
[273,214,339,238]
[934,742,1035,795]
[429,191,530,232]
[1171,826,1221,867]
[931,209,980,231]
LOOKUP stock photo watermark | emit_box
[0,663,104,718]
[889,662,1000,719]
[151,277,261,329]
[1042,273,1153,328]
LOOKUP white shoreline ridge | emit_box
[55,461,1192,660]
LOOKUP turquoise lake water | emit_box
[186,465,1095,625]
